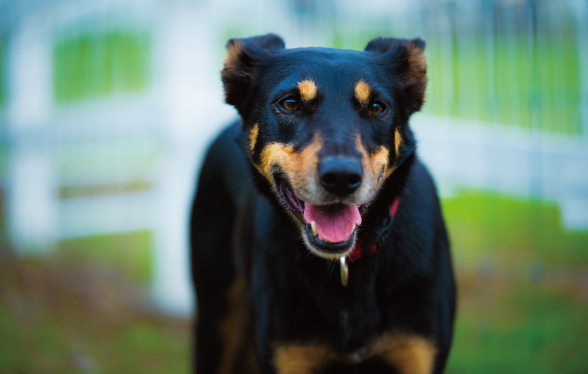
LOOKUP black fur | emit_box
[191,34,455,374]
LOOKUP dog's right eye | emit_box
[278,98,300,112]
[368,101,386,115]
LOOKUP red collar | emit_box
[343,197,400,262]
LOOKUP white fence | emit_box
[412,114,588,230]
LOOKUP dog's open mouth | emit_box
[277,176,363,256]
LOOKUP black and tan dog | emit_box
[190,34,455,374]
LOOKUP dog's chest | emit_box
[309,282,384,353]
[272,329,437,373]
[335,306,377,350]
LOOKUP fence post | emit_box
[5,14,57,253]
[150,2,231,315]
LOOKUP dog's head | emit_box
[221,34,426,259]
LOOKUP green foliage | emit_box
[329,29,582,135]
[426,32,582,134]
[53,31,151,103]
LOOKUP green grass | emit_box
[0,230,189,374]
[447,273,588,374]
[55,139,162,194]
[53,31,151,103]
[442,191,588,373]
[56,231,153,284]
[442,191,588,270]
[0,257,189,374]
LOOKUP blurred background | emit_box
[0,0,586,372]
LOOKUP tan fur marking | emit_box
[249,124,259,152]
[404,42,427,87]
[298,80,318,102]
[372,146,394,178]
[394,128,402,158]
[354,80,371,105]
[257,144,295,185]
[223,40,246,74]
[355,134,394,183]
[218,278,258,374]
[373,333,436,374]
[257,133,323,188]
[273,344,333,374]
[295,134,323,184]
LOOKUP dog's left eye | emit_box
[368,101,386,115]
[279,98,300,112]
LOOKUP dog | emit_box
[190,34,455,374]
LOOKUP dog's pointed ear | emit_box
[221,34,285,109]
[365,37,427,116]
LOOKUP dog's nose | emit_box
[319,157,363,195]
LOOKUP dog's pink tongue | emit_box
[304,203,362,243]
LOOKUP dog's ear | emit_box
[365,37,427,116]
[221,34,285,109]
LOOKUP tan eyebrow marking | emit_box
[298,80,318,102]
[354,80,371,105]
[249,123,259,151]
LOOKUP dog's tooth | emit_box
[311,221,317,236]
